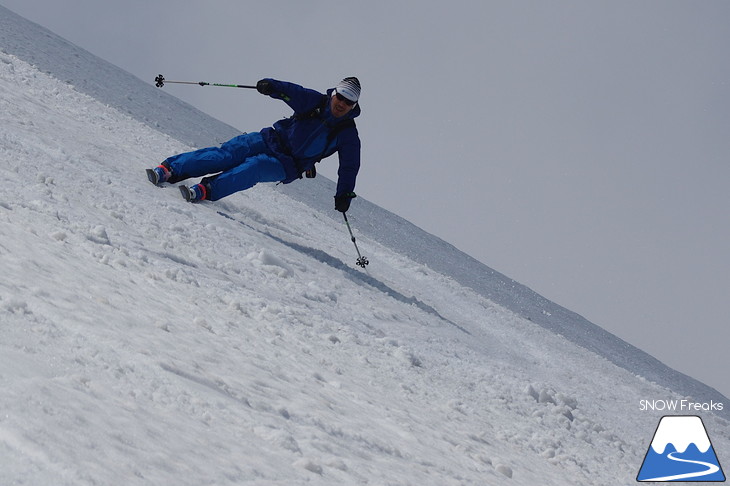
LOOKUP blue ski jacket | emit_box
[259,79,361,197]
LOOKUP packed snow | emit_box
[1,10,729,486]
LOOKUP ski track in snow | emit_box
[1,50,728,485]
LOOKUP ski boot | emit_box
[146,163,172,185]
[179,183,210,203]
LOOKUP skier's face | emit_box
[330,92,356,118]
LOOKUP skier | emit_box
[147,77,362,213]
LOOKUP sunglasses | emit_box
[335,92,357,106]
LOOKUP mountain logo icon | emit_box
[637,415,726,482]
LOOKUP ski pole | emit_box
[155,74,256,89]
[343,213,369,268]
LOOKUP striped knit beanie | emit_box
[334,77,361,103]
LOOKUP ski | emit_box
[145,168,161,185]
[179,185,194,202]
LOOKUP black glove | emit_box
[256,79,273,95]
[334,192,356,213]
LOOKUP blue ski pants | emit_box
[164,132,286,201]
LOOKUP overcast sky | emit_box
[3,0,729,399]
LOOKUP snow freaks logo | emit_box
[637,415,726,482]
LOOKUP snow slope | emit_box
[1,6,729,485]
[1,5,725,412]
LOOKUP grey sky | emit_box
[3,0,729,398]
